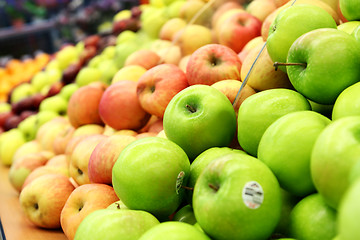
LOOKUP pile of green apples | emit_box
[1,0,360,239]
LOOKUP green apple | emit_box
[138,221,211,240]
[59,83,79,101]
[311,116,360,209]
[39,95,68,116]
[193,153,282,240]
[286,28,360,105]
[31,71,49,92]
[163,85,237,160]
[75,67,104,87]
[172,204,196,224]
[101,46,116,60]
[35,110,60,129]
[11,83,36,103]
[166,0,186,18]
[352,24,360,42]
[337,178,360,240]
[56,45,79,70]
[237,88,311,157]
[17,115,38,141]
[0,128,26,166]
[308,99,333,119]
[45,59,61,71]
[332,81,360,120]
[289,193,337,240]
[273,189,301,237]
[258,110,331,197]
[339,0,360,21]
[0,102,11,113]
[97,59,119,85]
[75,41,85,55]
[112,137,190,221]
[337,20,360,34]
[187,147,247,203]
[141,7,169,39]
[267,4,337,72]
[88,55,105,68]
[116,30,137,45]
[74,209,160,240]
[114,41,140,69]
[113,9,131,22]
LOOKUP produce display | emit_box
[1,0,360,239]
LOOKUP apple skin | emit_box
[163,85,237,160]
[159,17,187,41]
[192,153,282,240]
[67,84,105,128]
[22,165,69,190]
[186,44,242,86]
[311,116,360,209]
[88,134,136,184]
[240,43,293,91]
[112,137,190,221]
[75,67,104,87]
[36,117,70,153]
[124,49,161,70]
[174,24,213,56]
[179,0,213,26]
[217,11,262,54]
[98,80,151,131]
[74,209,160,240]
[289,193,337,240]
[337,21,360,34]
[138,221,211,240]
[20,174,75,229]
[9,151,54,192]
[0,128,27,166]
[211,79,257,116]
[286,28,360,105]
[258,111,331,197]
[238,35,264,63]
[237,88,311,157]
[186,147,247,204]
[337,178,360,240]
[172,204,197,224]
[137,63,189,118]
[12,140,41,164]
[112,65,148,84]
[69,134,107,186]
[332,81,360,120]
[60,183,119,240]
[245,0,277,22]
[267,4,337,72]
[39,95,68,116]
[339,0,360,21]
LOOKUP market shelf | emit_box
[0,164,67,240]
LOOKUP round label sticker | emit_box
[242,181,264,209]
[176,171,185,194]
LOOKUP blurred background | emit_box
[0,0,140,61]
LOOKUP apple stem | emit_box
[181,185,194,191]
[115,202,121,209]
[273,62,307,71]
[208,183,219,192]
[186,104,197,113]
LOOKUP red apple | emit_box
[22,165,69,190]
[137,63,189,118]
[238,36,265,64]
[60,183,119,240]
[186,44,242,85]
[20,174,75,229]
[217,11,262,53]
[67,84,105,128]
[124,49,161,70]
[69,134,107,186]
[98,80,151,131]
[88,134,136,184]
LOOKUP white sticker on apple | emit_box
[242,181,264,209]
[176,171,185,194]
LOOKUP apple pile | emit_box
[1,0,360,239]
